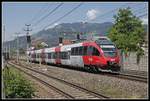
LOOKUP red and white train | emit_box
[27,36,121,72]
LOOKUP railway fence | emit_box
[119,50,148,72]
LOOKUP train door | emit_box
[33,51,36,62]
[82,46,90,65]
[87,46,93,65]
[55,47,61,64]
[70,47,84,67]
[41,49,46,63]
[90,46,101,65]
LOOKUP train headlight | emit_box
[110,59,115,61]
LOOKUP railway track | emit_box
[18,60,148,83]
[108,72,148,83]
[7,63,74,99]
[8,61,110,99]
[121,69,148,77]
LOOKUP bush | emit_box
[3,66,35,98]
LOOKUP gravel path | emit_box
[20,61,148,99]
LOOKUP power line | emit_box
[24,24,32,63]
[43,3,84,30]
[15,32,20,62]
[132,7,147,15]
[33,3,64,27]
[137,13,148,18]
[28,3,49,24]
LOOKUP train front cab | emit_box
[82,41,120,73]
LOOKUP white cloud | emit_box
[86,9,98,20]
[141,17,148,25]
[45,23,59,30]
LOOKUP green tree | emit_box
[108,7,145,64]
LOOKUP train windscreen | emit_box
[100,45,117,57]
[96,38,117,57]
[95,39,113,45]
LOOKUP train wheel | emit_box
[94,67,100,73]
[84,66,90,72]
[88,66,93,72]
[91,66,97,73]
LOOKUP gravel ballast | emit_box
[20,61,148,99]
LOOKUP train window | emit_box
[71,48,75,55]
[62,52,65,59]
[64,52,67,59]
[72,47,76,55]
[48,53,51,59]
[83,46,87,55]
[52,52,56,59]
[71,48,74,55]
[51,53,53,59]
[87,46,93,55]
[36,54,39,58]
[92,47,100,56]
[74,47,77,55]
[60,51,70,59]
[76,47,80,55]
[79,47,83,55]
[60,52,63,59]
[54,53,56,59]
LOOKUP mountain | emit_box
[31,22,114,47]
[3,22,147,51]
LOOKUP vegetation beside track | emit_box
[3,65,35,98]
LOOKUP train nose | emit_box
[107,59,118,66]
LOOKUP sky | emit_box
[2,2,148,42]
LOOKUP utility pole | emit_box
[15,32,20,63]
[24,24,32,63]
[2,25,5,99]
[9,43,10,59]
[6,46,7,60]
[3,25,5,59]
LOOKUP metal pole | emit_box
[17,34,19,62]
[6,46,8,59]
[2,25,5,99]
[27,43,29,63]
[3,25,5,53]
[24,24,32,64]
[15,33,20,62]
[9,43,10,59]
